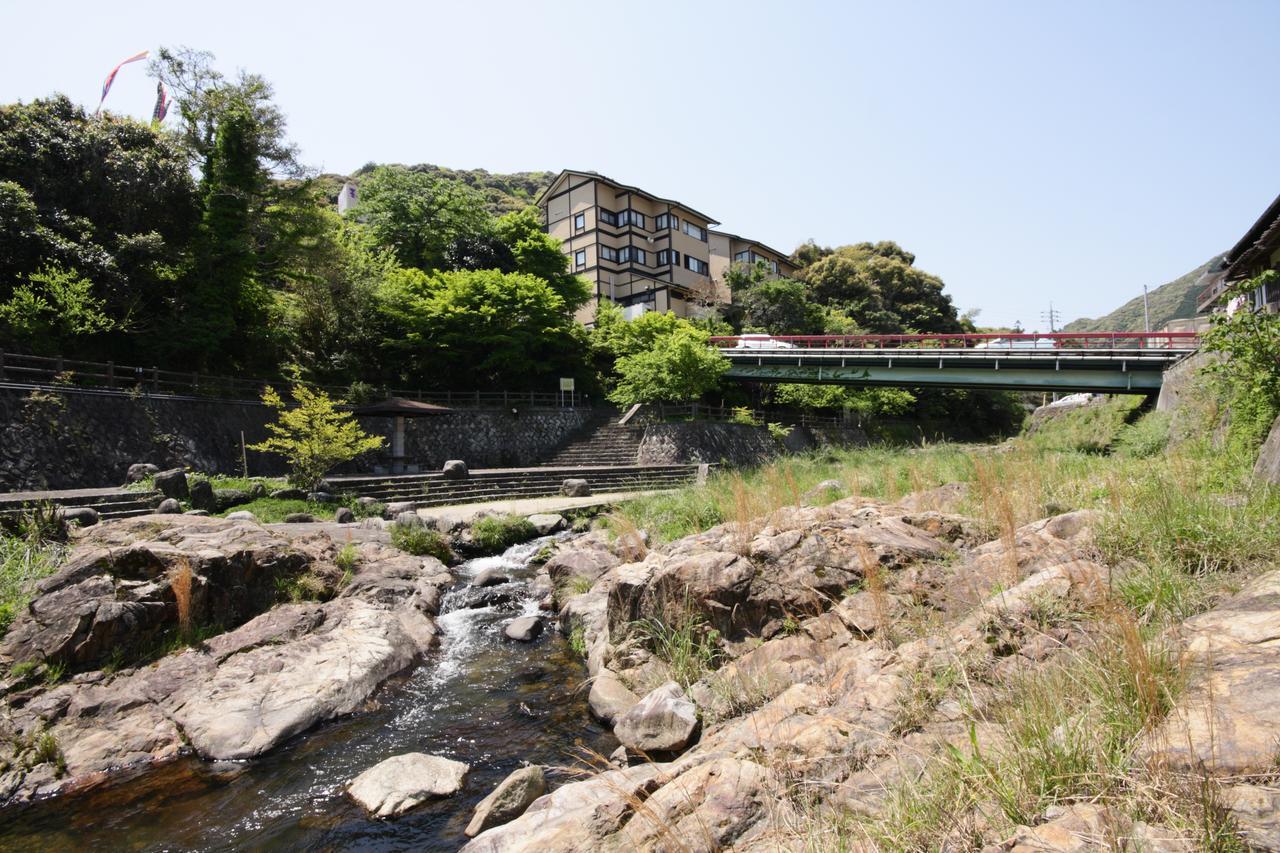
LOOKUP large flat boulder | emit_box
[0,534,451,803]
[1143,570,1280,774]
[0,516,317,670]
[166,599,432,760]
[348,752,469,818]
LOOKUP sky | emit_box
[2,0,1278,331]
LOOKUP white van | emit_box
[733,334,797,349]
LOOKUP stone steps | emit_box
[541,422,643,467]
[0,488,162,521]
[331,465,698,508]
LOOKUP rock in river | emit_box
[348,752,470,818]
[504,615,543,643]
[614,681,699,755]
[465,765,546,837]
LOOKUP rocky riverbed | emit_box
[2,484,1279,850]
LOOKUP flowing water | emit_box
[0,535,615,851]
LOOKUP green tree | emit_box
[150,47,302,178]
[0,266,115,355]
[377,268,587,389]
[180,102,272,368]
[0,96,198,357]
[608,326,728,406]
[248,385,384,489]
[797,242,964,333]
[769,384,915,418]
[353,166,490,272]
[494,206,591,313]
[737,278,825,335]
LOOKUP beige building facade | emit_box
[538,170,723,324]
[538,170,796,325]
[707,230,798,303]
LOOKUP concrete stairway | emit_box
[0,486,162,521]
[329,464,697,508]
[540,418,643,467]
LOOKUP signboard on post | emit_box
[559,377,575,407]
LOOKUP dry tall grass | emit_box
[168,558,194,640]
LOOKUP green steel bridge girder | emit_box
[723,362,1167,394]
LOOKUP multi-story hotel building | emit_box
[537,170,796,325]
[707,230,798,302]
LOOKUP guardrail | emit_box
[0,350,590,409]
[708,332,1202,350]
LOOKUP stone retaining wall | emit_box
[636,422,868,468]
[0,386,597,492]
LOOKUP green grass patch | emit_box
[469,515,537,553]
[215,498,334,523]
[1021,395,1147,454]
[390,525,453,562]
[0,534,66,637]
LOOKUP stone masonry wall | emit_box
[0,387,282,492]
[356,408,595,472]
[0,386,598,491]
[637,422,868,468]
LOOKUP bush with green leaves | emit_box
[247,384,384,490]
[1201,270,1280,458]
[607,326,728,406]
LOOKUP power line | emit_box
[1040,301,1061,333]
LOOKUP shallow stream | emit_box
[0,534,614,851]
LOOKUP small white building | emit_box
[337,181,358,215]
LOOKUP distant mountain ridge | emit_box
[1063,254,1223,332]
[320,164,555,217]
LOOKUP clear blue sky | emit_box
[3,0,1277,330]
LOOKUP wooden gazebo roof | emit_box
[352,397,453,417]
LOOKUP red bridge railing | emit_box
[708,332,1201,350]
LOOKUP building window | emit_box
[769,260,779,275]
[655,213,679,230]
[619,209,646,229]
[657,249,681,266]
[574,249,586,268]
[573,212,586,231]
[682,221,707,241]
[685,256,709,275]
[733,250,750,263]
[620,246,648,265]
[599,245,619,262]
[598,208,619,226]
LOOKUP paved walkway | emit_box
[268,489,668,543]
[423,489,664,526]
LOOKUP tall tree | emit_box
[796,242,965,333]
[352,166,490,272]
[376,268,588,389]
[0,96,198,356]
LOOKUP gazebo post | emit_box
[392,415,406,473]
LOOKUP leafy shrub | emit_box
[469,515,537,554]
[767,422,794,441]
[390,525,453,562]
[248,385,384,490]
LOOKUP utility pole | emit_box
[1142,285,1151,332]
[1041,302,1061,333]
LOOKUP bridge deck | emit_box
[710,334,1199,394]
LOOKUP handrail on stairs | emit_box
[617,403,644,426]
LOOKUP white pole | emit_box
[1143,285,1151,332]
